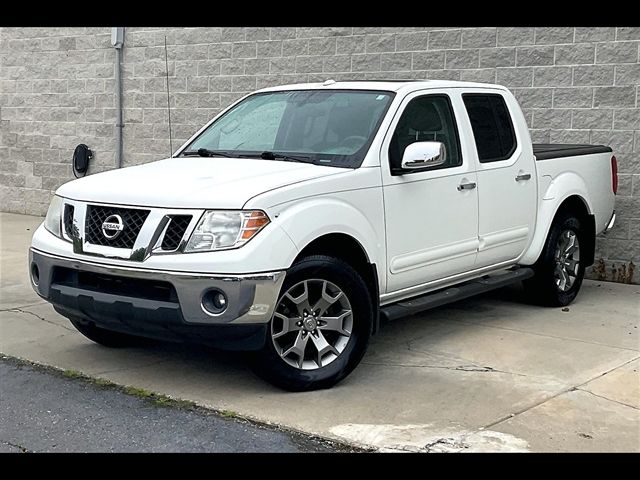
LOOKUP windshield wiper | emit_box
[258,151,315,164]
[182,149,318,164]
[181,148,236,158]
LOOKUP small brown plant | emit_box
[592,258,607,281]
[627,261,636,284]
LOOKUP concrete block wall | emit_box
[1,27,638,280]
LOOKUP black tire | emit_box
[252,255,374,391]
[69,318,145,348]
[524,212,587,307]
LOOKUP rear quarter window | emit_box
[462,93,517,163]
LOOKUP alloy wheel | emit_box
[554,229,580,292]
[270,279,353,370]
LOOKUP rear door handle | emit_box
[515,173,532,181]
[457,182,477,191]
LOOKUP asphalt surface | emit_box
[0,358,338,453]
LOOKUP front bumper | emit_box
[30,248,285,330]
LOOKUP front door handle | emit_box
[515,173,532,181]
[457,182,477,191]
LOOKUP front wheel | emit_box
[252,255,373,391]
[524,213,587,307]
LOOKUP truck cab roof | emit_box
[256,79,509,94]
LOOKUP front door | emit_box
[382,92,479,294]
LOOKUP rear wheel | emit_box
[252,255,373,391]
[524,213,586,307]
[69,318,145,348]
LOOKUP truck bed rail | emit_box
[533,143,612,161]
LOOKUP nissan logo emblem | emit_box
[102,214,124,240]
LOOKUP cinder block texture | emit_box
[1,27,638,273]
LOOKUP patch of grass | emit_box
[123,385,155,398]
[153,396,194,409]
[120,385,195,410]
[62,369,83,379]
[93,377,114,387]
[219,409,239,418]
[152,396,173,407]
[63,370,114,389]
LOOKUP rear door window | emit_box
[462,94,517,163]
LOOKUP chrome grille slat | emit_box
[161,215,192,251]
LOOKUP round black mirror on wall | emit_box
[72,144,93,178]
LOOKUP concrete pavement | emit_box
[1,212,639,452]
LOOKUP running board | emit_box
[380,267,534,322]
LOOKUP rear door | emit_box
[461,91,537,267]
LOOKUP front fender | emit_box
[520,172,592,265]
[271,196,385,287]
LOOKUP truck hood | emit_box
[56,157,345,209]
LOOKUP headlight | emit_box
[44,195,63,238]
[185,210,270,252]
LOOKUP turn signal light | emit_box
[241,211,270,240]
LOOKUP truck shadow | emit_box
[105,281,540,391]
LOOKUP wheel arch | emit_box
[521,193,595,267]
[292,233,381,335]
[553,195,595,267]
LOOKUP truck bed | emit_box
[534,143,615,239]
[533,143,612,161]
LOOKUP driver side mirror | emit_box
[401,141,446,171]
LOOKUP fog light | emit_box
[30,263,40,287]
[201,289,227,315]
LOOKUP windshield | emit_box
[180,89,395,168]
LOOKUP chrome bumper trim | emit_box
[29,248,285,325]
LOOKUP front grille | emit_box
[63,204,75,238]
[85,205,150,249]
[52,267,178,303]
[161,215,192,251]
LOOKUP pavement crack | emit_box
[576,388,639,411]
[1,440,30,453]
[423,436,470,453]
[380,445,422,453]
[482,355,640,430]
[453,365,496,373]
[450,318,640,353]
[374,341,529,376]
[5,308,75,332]
[405,342,506,371]
[0,301,47,311]
[361,360,527,376]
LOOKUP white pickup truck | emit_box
[30,80,617,391]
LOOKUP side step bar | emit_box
[380,267,534,322]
